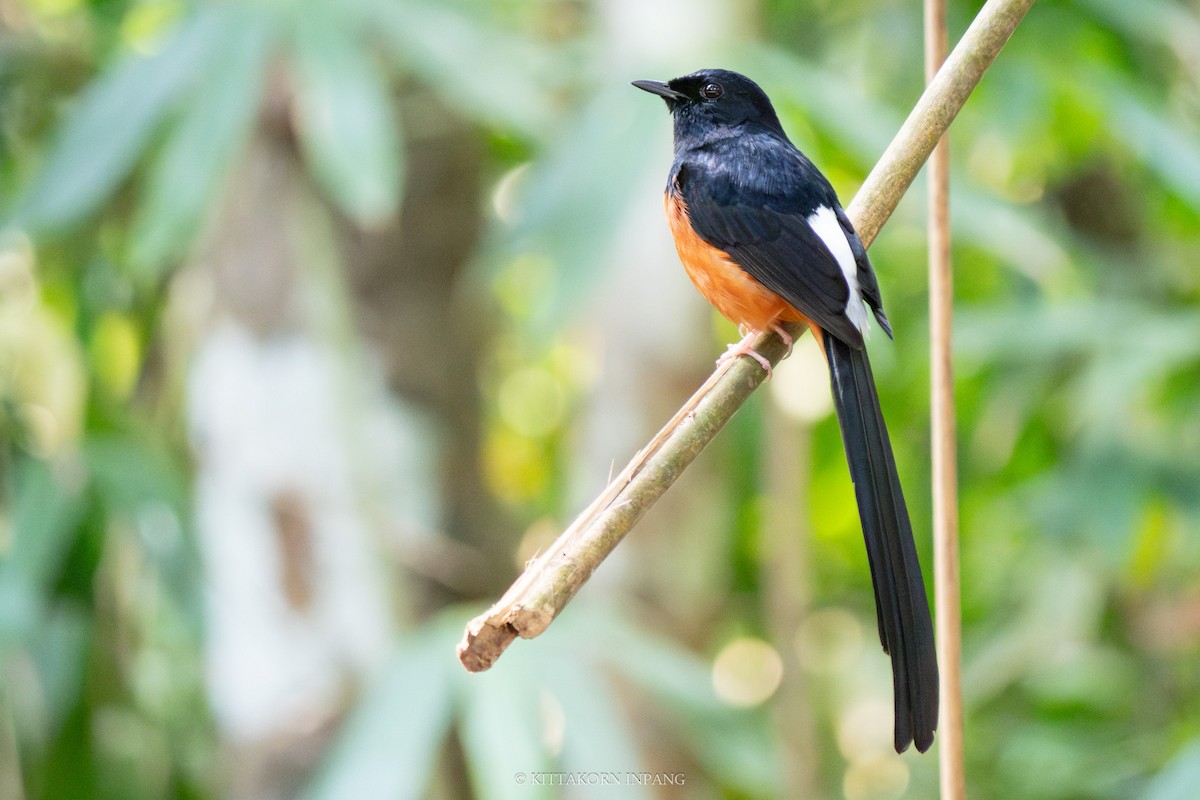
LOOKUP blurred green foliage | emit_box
[2,0,1200,798]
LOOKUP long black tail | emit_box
[823,330,939,753]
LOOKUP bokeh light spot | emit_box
[498,366,565,438]
[712,636,784,707]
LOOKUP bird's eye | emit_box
[699,82,724,100]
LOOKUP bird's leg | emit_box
[718,328,774,378]
[770,323,795,359]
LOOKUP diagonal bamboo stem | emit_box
[458,0,1037,673]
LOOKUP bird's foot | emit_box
[718,329,774,378]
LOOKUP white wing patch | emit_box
[806,205,868,333]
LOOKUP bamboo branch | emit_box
[458,0,1036,673]
[926,0,967,794]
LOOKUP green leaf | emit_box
[0,457,85,593]
[1081,0,1200,55]
[0,458,85,645]
[25,603,91,729]
[288,6,403,226]
[131,4,277,273]
[84,434,189,517]
[596,611,781,794]
[542,654,651,798]
[459,643,553,800]
[741,45,897,158]
[304,618,458,800]
[1106,81,1200,213]
[18,7,224,232]
[486,85,663,335]
[368,0,552,137]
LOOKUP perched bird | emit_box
[634,69,939,753]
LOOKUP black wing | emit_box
[674,141,888,347]
[835,205,892,338]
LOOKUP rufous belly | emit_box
[665,192,803,332]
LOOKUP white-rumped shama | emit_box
[635,69,938,754]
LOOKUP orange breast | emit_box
[665,192,801,332]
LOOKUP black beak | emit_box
[632,79,687,102]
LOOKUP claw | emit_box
[770,324,795,359]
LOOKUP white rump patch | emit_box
[806,206,867,333]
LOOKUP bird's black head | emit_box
[632,69,787,143]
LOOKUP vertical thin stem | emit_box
[925,0,965,796]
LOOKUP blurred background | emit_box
[2,0,1199,797]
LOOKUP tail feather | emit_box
[823,329,939,753]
